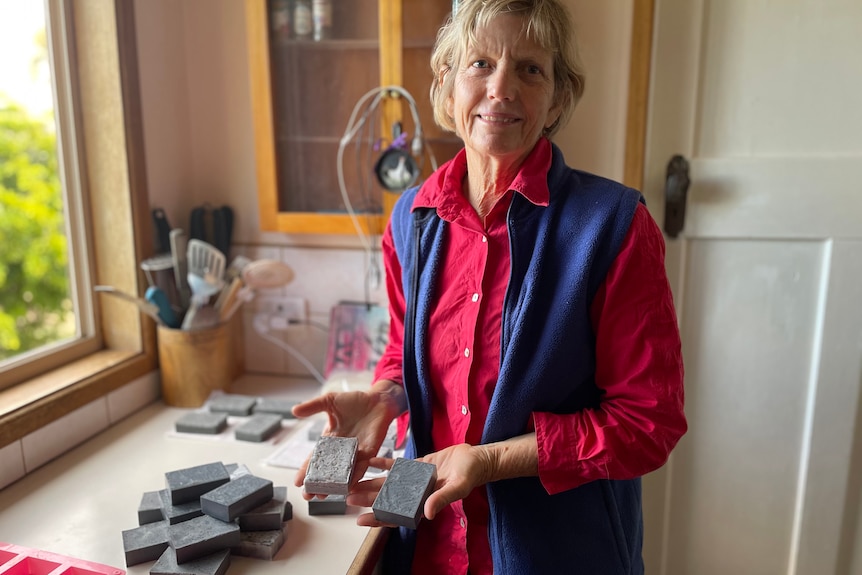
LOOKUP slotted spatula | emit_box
[182,239,225,329]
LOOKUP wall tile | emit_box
[107,371,161,424]
[0,441,25,490]
[22,399,110,473]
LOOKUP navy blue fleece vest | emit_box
[385,144,645,574]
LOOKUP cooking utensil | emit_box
[219,259,294,322]
[151,208,172,254]
[189,204,234,257]
[94,285,164,325]
[145,285,178,327]
[241,259,294,289]
[182,239,226,330]
[170,228,190,308]
[215,276,242,317]
[187,239,226,286]
[140,253,174,287]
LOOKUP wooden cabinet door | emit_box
[246,0,460,235]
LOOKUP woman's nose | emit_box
[487,67,516,101]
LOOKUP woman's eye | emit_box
[472,59,490,69]
[527,64,542,75]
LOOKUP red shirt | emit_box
[374,139,685,575]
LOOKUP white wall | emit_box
[134,0,634,378]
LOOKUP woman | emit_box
[293,0,686,573]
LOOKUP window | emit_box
[0,0,97,382]
[0,0,157,447]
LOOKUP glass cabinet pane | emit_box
[266,0,381,215]
[401,0,461,179]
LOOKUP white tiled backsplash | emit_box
[0,372,161,490]
[234,244,388,379]
[0,244,385,490]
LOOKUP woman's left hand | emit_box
[349,444,494,527]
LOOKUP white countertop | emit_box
[0,375,379,574]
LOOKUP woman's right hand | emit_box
[291,380,405,497]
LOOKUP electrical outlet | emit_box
[256,295,307,323]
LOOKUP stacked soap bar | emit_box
[0,543,125,575]
[122,461,293,572]
[174,393,299,442]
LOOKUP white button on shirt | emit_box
[471,293,479,302]
[461,405,468,416]
[464,347,470,358]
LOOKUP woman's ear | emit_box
[544,93,566,133]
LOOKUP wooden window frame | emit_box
[0,0,158,449]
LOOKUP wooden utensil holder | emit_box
[157,316,244,407]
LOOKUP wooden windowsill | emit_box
[0,349,156,449]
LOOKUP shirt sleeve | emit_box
[534,203,687,494]
[373,222,410,442]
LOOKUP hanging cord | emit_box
[336,86,437,295]
[253,315,326,385]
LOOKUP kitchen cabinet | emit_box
[245,0,462,235]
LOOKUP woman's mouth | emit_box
[478,114,519,124]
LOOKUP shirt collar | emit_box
[413,137,552,216]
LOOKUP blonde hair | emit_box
[430,0,586,138]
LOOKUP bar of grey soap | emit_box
[151,547,230,575]
[238,486,287,531]
[308,494,347,516]
[121,520,169,566]
[168,514,241,564]
[304,436,358,495]
[175,411,228,435]
[253,398,298,418]
[235,413,282,442]
[206,393,257,416]
[200,473,274,522]
[233,528,286,560]
[165,461,230,505]
[138,490,164,525]
[372,458,437,529]
[159,488,203,525]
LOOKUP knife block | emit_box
[157,315,244,407]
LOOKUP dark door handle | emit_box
[664,154,690,238]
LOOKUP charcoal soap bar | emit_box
[235,413,282,442]
[201,473,274,522]
[233,528,286,560]
[168,514,241,564]
[207,393,257,416]
[158,489,203,525]
[138,490,164,525]
[308,494,347,516]
[151,547,230,575]
[304,436,358,495]
[253,398,298,418]
[121,520,169,566]
[372,458,437,529]
[238,486,287,531]
[165,461,230,505]
[175,411,228,435]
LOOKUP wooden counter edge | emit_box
[347,526,391,575]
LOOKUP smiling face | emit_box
[446,13,561,168]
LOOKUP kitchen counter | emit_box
[0,375,384,574]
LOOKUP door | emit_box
[640,1,862,574]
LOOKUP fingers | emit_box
[424,490,448,521]
[291,393,336,418]
[293,453,312,488]
[356,510,396,528]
